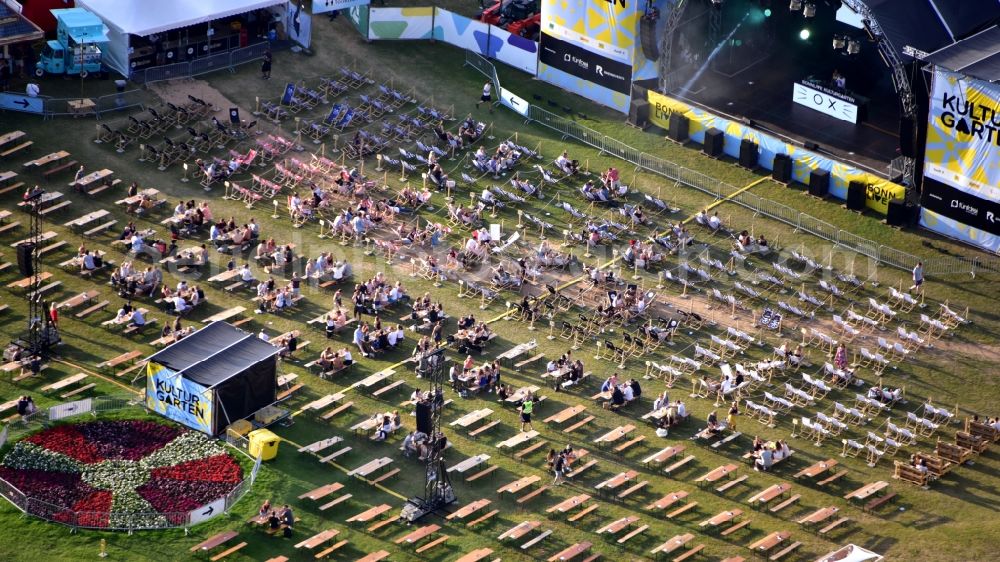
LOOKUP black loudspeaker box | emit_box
[16,243,34,278]
[628,98,650,129]
[703,128,724,158]
[415,401,433,434]
[772,153,792,183]
[846,180,867,210]
[809,169,830,198]
[667,112,689,143]
[739,138,758,169]
[886,199,916,226]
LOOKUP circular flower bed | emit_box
[0,420,244,529]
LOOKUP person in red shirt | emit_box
[48,302,58,329]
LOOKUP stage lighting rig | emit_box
[803,2,816,17]
[847,39,861,55]
[832,35,846,49]
[789,0,802,11]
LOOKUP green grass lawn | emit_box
[0,11,997,562]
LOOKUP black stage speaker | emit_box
[703,128,724,158]
[804,141,820,151]
[899,117,915,158]
[886,199,916,226]
[628,98,650,129]
[809,169,830,198]
[640,15,659,61]
[667,112,689,143]
[772,153,792,183]
[415,401,433,434]
[16,243,34,278]
[739,138,758,169]
[229,107,241,125]
[846,180,867,210]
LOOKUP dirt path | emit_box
[146,77,242,119]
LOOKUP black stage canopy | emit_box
[925,25,1000,83]
[150,320,277,387]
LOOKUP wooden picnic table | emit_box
[395,524,439,544]
[347,457,393,478]
[64,209,110,229]
[70,168,112,188]
[298,482,344,501]
[795,458,838,479]
[17,191,62,208]
[496,339,537,361]
[496,430,539,450]
[647,490,689,510]
[208,269,242,283]
[498,474,540,495]
[651,533,695,554]
[454,548,495,562]
[303,393,345,411]
[593,424,636,445]
[40,373,87,392]
[596,470,638,491]
[547,541,592,562]
[347,504,392,523]
[701,508,742,527]
[0,131,25,147]
[0,171,16,185]
[0,210,10,222]
[116,188,160,207]
[295,529,339,550]
[202,306,247,324]
[355,550,390,562]
[748,482,791,506]
[189,530,238,552]
[24,150,69,168]
[10,230,57,248]
[797,506,839,526]
[748,531,790,553]
[642,445,686,466]
[447,499,492,520]
[545,404,586,424]
[448,454,490,474]
[844,481,889,501]
[353,368,395,390]
[298,436,343,453]
[7,272,52,289]
[697,463,739,484]
[547,494,591,514]
[499,520,541,540]
[451,408,493,428]
[597,515,639,534]
[505,385,540,403]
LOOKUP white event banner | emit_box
[792,82,858,124]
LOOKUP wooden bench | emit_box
[721,518,752,537]
[617,480,649,500]
[209,542,247,561]
[43,159,78,179]
[572,458,599,478]
[367,516,400,533]
[319,494,353,511]
[664,455,696,475]
[893,461,929,486]
[956,431,988,453]
[83,220,118,237]
[514,353,545,370]
[39,201,72,217]
[936,440,974,465]
[276,383,305,402]
[0,141,33,158]
[414,535,449,554]
[0,221,20,235]
[563,414,596,433]
[768,494,800,514]
[467,465,498,482]
[123,317,157,335]
[515,439,549,460]
[314,539,348,559]
[320,401,353,420]
[817,469,848,487]
[768,541,801,561]
[318,447,352,463]
[673,544,705,562]
[522,529,552,549]
[29,281,62,300]
[371,467,400,484]
[864,492,897,513]
[466,509,499,528]
[87,179,120,197]
[818,517,850,535]
[60,382,97,399]
[372,379,406,398]
[715,474,748,493]
[469,419,501,438]
[76,300,109,318]
[614,434,646,453]
[666,501,698,519]
[516,485,549,505]
[617,524,649,544]
[567,503,599,522]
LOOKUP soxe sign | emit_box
[792,82,858,124]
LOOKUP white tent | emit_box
[815,544,885,562]
[76,0,285,76]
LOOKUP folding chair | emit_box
[841,438,864,458]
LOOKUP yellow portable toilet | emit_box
[247,428,280,461]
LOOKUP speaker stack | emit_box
[739,138,759,170]
[808,169,830,198]
[703,128,724,158]
[16,243,34,278]
[886,199,917,226]
[667,112,689,143]
[628,98,650,129]
[846,180,867,211]
[772,153,792,183]
[415,401,433,434]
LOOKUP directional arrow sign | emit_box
[189,498,225,525]
[0,94,43,114]
[202,506,214,516]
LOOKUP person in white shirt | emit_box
[707,212,722,231]
[240,264,254,283]
[676,400,687,418]
[130,234,144,254]
[173,296,188,314]
[476,81,492,110]
[387,330,399,347]
[622,384,634,402]
[258,329,269,342]
[130,308,146,327]
[81,252,96,272]
[173,202,185,218]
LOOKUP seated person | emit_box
[555,151,579,175]
[707,212,722,231]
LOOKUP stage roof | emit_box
[866,0,1000,60]
[76,0,284,37]
[148,321,278,388]
[925,25,1000,82]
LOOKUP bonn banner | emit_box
[921,68,1000,252]
[536,0,640,112]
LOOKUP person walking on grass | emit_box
[519,394,534,432]
[476,81,493,113]
[261,49,272,80]
[909,261,923,293]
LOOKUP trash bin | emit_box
[247,428,280,461]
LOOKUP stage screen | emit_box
[536,0,639,112]
[920,68,1000,253]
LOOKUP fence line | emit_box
[462,51,1000,277]
[133,41,274,85]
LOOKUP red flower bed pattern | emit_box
[0,421,244,529]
